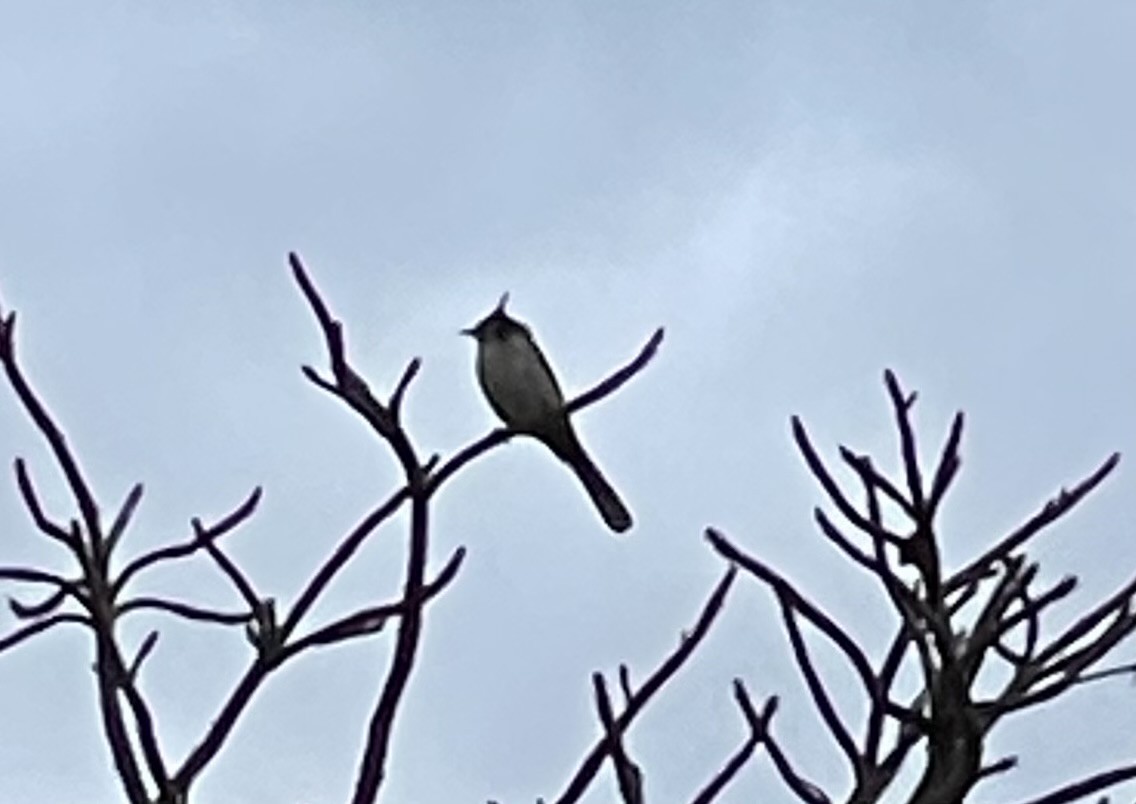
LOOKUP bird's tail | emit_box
[557,432,632,534]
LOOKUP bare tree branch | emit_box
[777,593,863,782]
[1015,765,1136,804]
[552,567,736,804]
[114,487,262,595]
[105,482,145,558]
[117,597,252,626]
[0,612,90,654]
[592,673,644,804]
[282,547,465,659]
[0,311,104,554]
[564,327,665,415]
[946,453,1120,596]
[13,458,80,548]
[734,682,830,804]
[281,487,409,639]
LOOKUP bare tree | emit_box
[0,254,666,803]
[703,371,1134,803]
[2,262,1131,803]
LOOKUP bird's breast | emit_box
[477,335,565,432]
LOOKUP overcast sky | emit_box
[0,2,1133,803]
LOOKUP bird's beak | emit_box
[460,326,476,337]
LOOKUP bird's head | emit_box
[461,293,526,342]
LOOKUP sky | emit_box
[0,2,1133,803]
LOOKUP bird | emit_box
[462,294,633,534]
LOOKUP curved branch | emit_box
[734,682,829,804]
[105,482,145,557]
[593,673,644,804]
[13,458,80,548]
[426,428,512,495]
[564,327,665,414]
[706,529,885,711]
[552,566,736,804]
[0,311,103,548]
[8,586,69,619]
[791,417,905,548]
[0,613,90,653]
[883,369,926,512]
[282,547,465,659]
[777,594,862,781]
[946,453,1120,596]
[193,519,260,611]
[114,487,262,594]
[118,597,252,626]
[1015,764,1136,804]
[390,358,421,424]
[281,486,409,639]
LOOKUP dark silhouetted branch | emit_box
[281,486,409,639]
[0,311,103,552]
[1015,764,1136,804]
[114,487,262,595]
[777,593,863,781]
[927,412,964,518]
[0,612,90,654]
[565,327,664,414]
[390,358,421,424]
[193,519,260,612]
[13,458,79,548]
[283,547,465,659]
[946,453,1120,596]
[593,673,644,804]
[712,371,1129,804]
[105,482,145,558]
[706,529,888,713]
[118,597,252,626]
[883,369,925,513]
[552,567,736,804]
[736,682,829,804]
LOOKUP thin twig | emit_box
[281,487,409,639]
[791,417,905,549]
[777,593,863,782]
[105,482,145,560]
[593,673,644,804]
[734,682,829,804]
[390,358,421,423]
[706,529,889,713]
[193,519,260,611]
[883,370,925,513]
[13,458,80,548]
[282,547,465,659]
[0,311,104,551]
[114,487,262,595]
[946,453,1120,595]
[118,597,252,626]
[565,328,665,414]
[552,567,736,804]
[927,412,964,517]
[1014,764,1136,804]
[0,613,90,653]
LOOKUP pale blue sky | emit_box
[1,2,1133,803]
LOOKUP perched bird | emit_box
[463,295,633,534]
